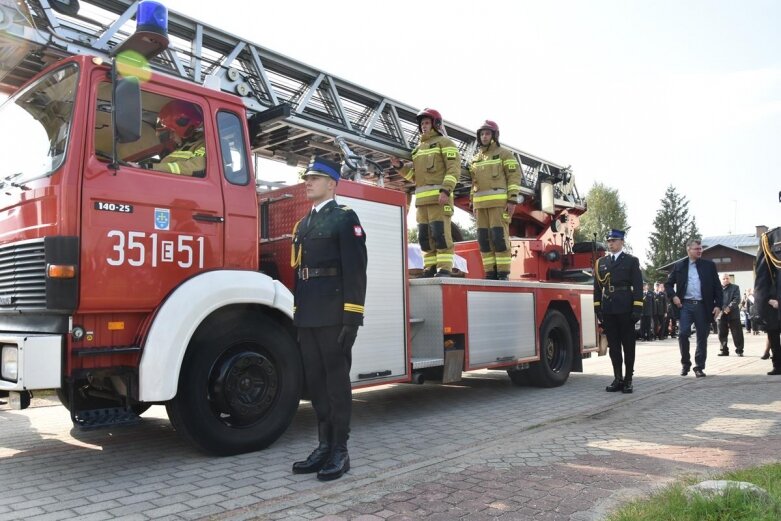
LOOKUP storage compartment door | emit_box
[467,291,536,368]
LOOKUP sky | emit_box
[11,0,781,264]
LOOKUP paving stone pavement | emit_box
[1,332,778,521]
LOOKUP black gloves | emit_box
[596,310,603,323]
[337,325,359,353]
[632,310,642,324]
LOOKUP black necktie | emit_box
[307,208,317,227]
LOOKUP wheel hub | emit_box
[211,351,279,425]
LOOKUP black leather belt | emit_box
[298,267,339,280]
[683,298,702,304]
[605,285,632,292]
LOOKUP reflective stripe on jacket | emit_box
[398,129,461,206]
[153,136,206,176]
[468,142,521,209]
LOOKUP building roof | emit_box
[701,234,759,250]
[657,244,755,272]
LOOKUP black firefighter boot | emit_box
[420,266,437,278]
[317,428,350,481]
[622,376,633,394]
[484,269,498,280]
[292,422,331,474]
[605,373,624,392]
[496,271,510,281]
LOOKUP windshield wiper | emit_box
[0,172,31,192]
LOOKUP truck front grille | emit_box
[0,239,47,310]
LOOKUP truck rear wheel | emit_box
[166,314,301,456]
[527,310,573,387]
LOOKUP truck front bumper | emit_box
[0,334,62,392]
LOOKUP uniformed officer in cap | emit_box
[593,229,643,393]
[290,156,368,481]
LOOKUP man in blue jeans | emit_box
[665,239,722,377]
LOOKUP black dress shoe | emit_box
[317,447,350,481]
[761,353,771,360]
[292,445,331,474]
[717,351,729,356]
[768,367,781,376]
[681,367,690,376]
[694,369,706,378]
[605,378,623,392]
[621,379,633,394]
[736,352,744,357]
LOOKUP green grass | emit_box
[607,463,781,521]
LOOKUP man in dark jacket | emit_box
[641,283,654,341]
[653,282,668,339]
[754,226,781,375]
[665,239,722,378]
[717,273,744,356]
[593,229,644,393]
[291,156,368,480]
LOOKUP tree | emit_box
[574,182,630,246]
[645,185,700,282]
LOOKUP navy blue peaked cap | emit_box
[304,156,341,182]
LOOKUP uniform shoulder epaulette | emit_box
[337,204,352,211]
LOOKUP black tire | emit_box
[56,384,152,416]
[527,310,574,388]
[166,314,301,456]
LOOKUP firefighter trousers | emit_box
[475,206,511,275]
[416,203,453,271]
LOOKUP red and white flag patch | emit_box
[353,225,363,237]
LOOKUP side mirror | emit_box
[114,77,141,143]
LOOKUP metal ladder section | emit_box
[0,0,583,206]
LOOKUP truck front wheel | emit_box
[166,314,301,456]
[527,310,573,387]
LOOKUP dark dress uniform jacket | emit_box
[293,200,368,328]
[654,292,667,316]
[754,226,781,330]
[642,291,654,316]
[593,252,643,315]
[664,258,722,311]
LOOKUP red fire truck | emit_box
[0,0,601,455]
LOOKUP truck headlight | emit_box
[1,346,18,381]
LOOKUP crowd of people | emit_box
[595,231,781,394]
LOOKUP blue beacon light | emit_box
[112,0,170,59]
[136,1,169,37]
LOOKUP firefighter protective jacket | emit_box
[291,200,368,327]
[398,129,460,206]
[152,134,206,176]
[468,141,521,209]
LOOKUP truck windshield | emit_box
[0,63,79,186]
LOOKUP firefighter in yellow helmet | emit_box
[389,108,461,277]
[151,100,206,176]
[467,120,521,280]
